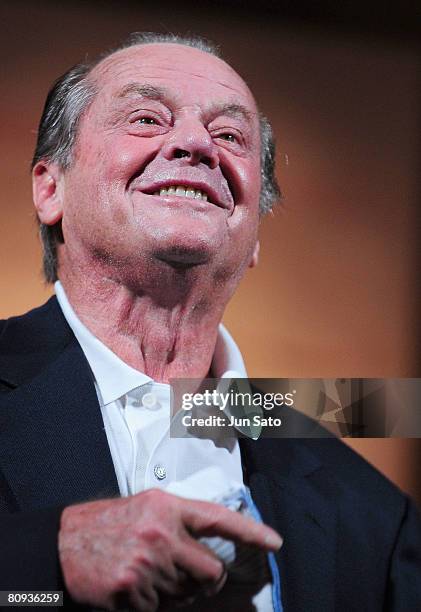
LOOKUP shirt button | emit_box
[153,464,167,480]
[142,392,158,409]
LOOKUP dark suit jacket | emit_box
[0,297,420,611]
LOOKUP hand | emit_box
[58,488,282,611]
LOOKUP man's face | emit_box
[58,44,261,284]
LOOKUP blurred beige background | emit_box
[1,1,420,505]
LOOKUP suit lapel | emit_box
[240,438,337,612]
[0,303,120,510]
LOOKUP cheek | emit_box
[241,155,261,197]
[220,150,261,211]
[100,133,161,186]
[230,161,261,235]
[68,138,151,218]
[104,142,144,181]
[77,130,152,181]
[226,160,260,244]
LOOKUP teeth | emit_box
[154,185,210,201]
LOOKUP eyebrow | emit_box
[205,102,253,123]
[116,83,169,101]
[114,82,253,124]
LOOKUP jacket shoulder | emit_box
[246,434,413,517]
[303,436,410,512]
[0,297,73,389]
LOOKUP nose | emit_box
[161,118,219,169]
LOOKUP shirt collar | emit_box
[55,281,247,406]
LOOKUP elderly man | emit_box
[0,33,420,611]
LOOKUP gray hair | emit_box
[32,32,281,283]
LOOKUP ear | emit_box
[32,161,64,225]
[249,240,260,268]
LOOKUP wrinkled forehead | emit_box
[89,43,259,114]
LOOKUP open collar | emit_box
[54,280,247,406]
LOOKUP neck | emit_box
[58,257,234,383]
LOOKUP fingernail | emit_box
[265,532,283,550]
[216,569,227,590]
[205,568,227,597]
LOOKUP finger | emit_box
[173,536,225,585]
[133,550,182,599]
[152,567,195,598]
[160,593,198,611]
[203,566,227,597]
[132,582,160,612]
[158,564,222,611]
[112,585,157,612]
[180,499,283,551]
[114,564,160,612]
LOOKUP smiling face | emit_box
[46,44,261,287]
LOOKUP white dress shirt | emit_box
[54,282,274,612]
[55,281,245,496]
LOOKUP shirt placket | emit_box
[144,384,175,490]
[123,383,174,493]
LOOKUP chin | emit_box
[148,219,225,266]
[154,241,216,267]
